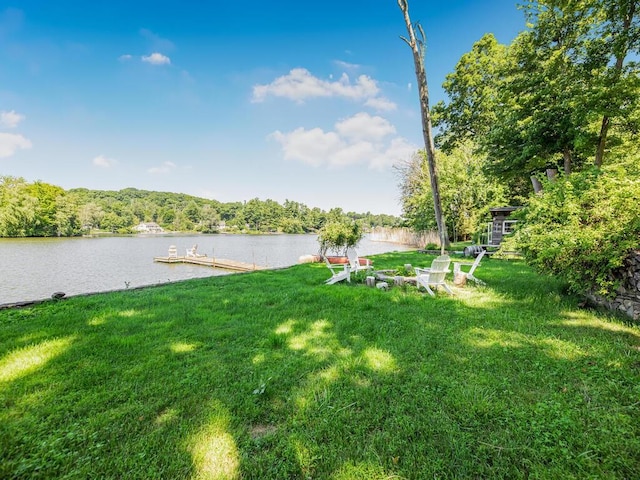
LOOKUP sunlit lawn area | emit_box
[1,251,639,479]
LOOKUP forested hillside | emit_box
[0,177,401,237]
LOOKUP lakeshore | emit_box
[0,234,412,306]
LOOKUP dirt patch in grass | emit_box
[249,424,277,440]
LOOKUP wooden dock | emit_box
[153,255,266,272]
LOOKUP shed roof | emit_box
[489,206,519,214]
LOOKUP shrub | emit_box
[317,221,363,255]
[513,164,640,296]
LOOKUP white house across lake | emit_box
[133,222,165,234]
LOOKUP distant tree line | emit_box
[0,177,401,237]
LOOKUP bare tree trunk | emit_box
[562,147,572,175]
[595,1,636,167]
[546,168,557,182]
[531,175,543,194]
[398,0,450,252]
[595,116,609,167]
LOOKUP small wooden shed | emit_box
[489,207,519,246]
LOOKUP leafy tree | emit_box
[305,207,326,232]
[283,199,306,220]
[279,217,305,234]
[172,210,194,232]
[24,181,66,236]
[242,198,266,231]
[435,0,640,188]
[0,177,69,237]
[129,198,155,222]
[219,202,243,222]
[520,0,640,167]
[79,203,104,231]
[100,211,128,233]
[397,144,508,242]
[197,204,221,233]
[432,34,507,153]
[157,207,176,227]
[54,195,82,236]
[317,220,363,256]
[261,199,285,232]
[0,177,35,237]
[396,152,436,233]
[183,201,202,224]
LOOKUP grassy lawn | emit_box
[1,251,639,479]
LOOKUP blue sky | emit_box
[1,0,525,216]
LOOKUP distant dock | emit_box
[153,255,266,272]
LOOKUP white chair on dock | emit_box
[186,244,198,257]
[168,245,178,258]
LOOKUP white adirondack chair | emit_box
[323,256,351,285]
[453,249,486,285]
[415,255,453,297]
[346,247,373,274]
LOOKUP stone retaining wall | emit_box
[586,251,640,322]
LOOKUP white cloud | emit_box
[335,112,396,142]
[364,96,397,112]
[371,137,417,170]
[269,128,344,167]
[334,60,361,71]
[1,110,25,128]
[148,161,176,174]
[269,112,416,170]
[0,132,32,158]
[118,54,132,61]
[92,154,117,168]
[329,141,378,168]
[252,68,380,103]
[142,52,171,66]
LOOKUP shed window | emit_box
[502,220,517,234]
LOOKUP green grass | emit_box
[1,251,639,479]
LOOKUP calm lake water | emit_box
[0,234,412,305]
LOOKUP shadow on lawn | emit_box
[1,252,639,479]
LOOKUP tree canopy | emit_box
[433,0,640,188]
